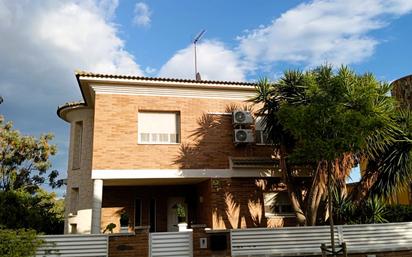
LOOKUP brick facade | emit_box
[92,93,273,170]
[211,177,296,229]
[108,227,149,257]
[101,177,296,232]
[60,76,298,234]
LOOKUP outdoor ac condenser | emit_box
[232,111,253,125]
[234,129,254,143]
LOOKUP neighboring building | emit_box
[58,71,311,234]
[390,74,412,205]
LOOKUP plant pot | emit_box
[178,222,188,232]
[178,216,186,223]
[120,226,128,233]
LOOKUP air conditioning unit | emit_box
[234,129,254,143]
[233,111,253,125]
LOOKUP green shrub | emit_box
[0,229,43,257]
[333,191,388,224]
[0,189,64,234]
[385,204,412,222]
[360,197,388,224]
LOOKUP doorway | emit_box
[167,197,187,232]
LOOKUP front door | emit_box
[167,197,187,232]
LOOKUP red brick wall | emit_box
[196,180,212,227]
[92,94,273,170]
[101,177,300,232]
[108,227,149,257]
[192,225,231,257]
[211,177,296,229]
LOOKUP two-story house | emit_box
[58,71,309,234]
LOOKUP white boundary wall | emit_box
[231,222,412,256]
[150,231,193,257]
[36,234,108,257]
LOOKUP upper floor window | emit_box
[72,121,83,169]
[138,112,180,144]
[255,116,270,145]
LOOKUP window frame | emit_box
[137,111,180,145]
[263,191,295,218]
[72,121,83,169]
[255,116,271,145]
[70,187,79,216]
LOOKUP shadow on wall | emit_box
[173,104,256,169]
[210,177,288,229]
[174,104,284,229]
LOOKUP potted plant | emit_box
[174,203,188,231]
[176,203,186,223]
[119,212,129,233]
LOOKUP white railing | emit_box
[231,222,412,256]
[36,234,108,257]
[150,231,193,257]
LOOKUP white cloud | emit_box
[238,0,412,67]
[0,0,143,193]
[133,2,151,27]
[144,66,157,75]
[159,41,247,81]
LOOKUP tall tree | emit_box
[252,65,412,229]
[0,114,64,234]
[0,116,62,192]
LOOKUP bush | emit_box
[385,204,412,222]
[0,229,43,257]
[0,189,64,234]
[333,191,388,224]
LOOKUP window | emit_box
[134,199,142,227]
[72,121,83,169]
[70,223,77,234]
[70,187,79,215]
[264,191,294,217]
[138,112,180,144]
[255,117,270,145]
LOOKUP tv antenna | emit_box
[193,29,206,81]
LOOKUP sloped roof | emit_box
[75,70,256,86]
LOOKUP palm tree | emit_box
[252,65,412,255]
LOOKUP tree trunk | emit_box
[305,161,327,226]
[350,161,379,205]
[280,145,306,226]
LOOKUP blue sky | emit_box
[1,0,412,194]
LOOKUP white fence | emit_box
[231,225,338,256]
[36,234,108,257]
[231,222,412,256]
[150,231,193,257]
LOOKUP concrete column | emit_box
[91,179,103,234]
